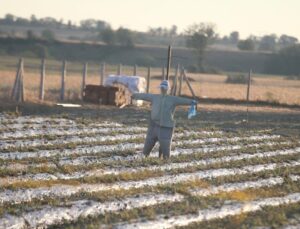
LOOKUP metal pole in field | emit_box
[117,64,122,75]
[81,62,87,99]
[100,62,105,85]
[178,67,184,96]
[39,58,46,101]
[60,60,66,101]
[146,66,151,93]
[246,69,252,123]
[133,64,137,76]
[166,45,172,81]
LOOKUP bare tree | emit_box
[185,23,217,71]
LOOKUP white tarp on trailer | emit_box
[104,75,146,94]
[104,75,146,106]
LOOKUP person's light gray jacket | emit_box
[132,93,193,127]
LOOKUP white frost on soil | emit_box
[24,193,183,228]
[116,192,300,229]
[190,177,285,196]
[0,126,144,141]
[5,147,300,184]
[55,140,290,168]
[1,160,300,205]
[0,129,225,151]
[0,214,26,229]
[0,134,286,161]
[281,224,300,229]
[0,132,279,151]
[0,133,146,150]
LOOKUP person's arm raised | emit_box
[132,93,154,102]
[172,96,195,106]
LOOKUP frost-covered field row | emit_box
[0,115,300,229]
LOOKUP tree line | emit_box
[0,13,299,76]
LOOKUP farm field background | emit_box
[0,109,300,228]
[0,55,300,106]
[0,54,300,229]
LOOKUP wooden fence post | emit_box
[100,62,105,85]
[133,65,137,76]
[39,58,46,100]
[117,64,122,75]
[11,58,25,102]
[172,64,179,95]
[60,60,66,101]
[147,66,151,93]
[81,62,87,99]
[178,67,184,96]
[246,69,252,123]
[18,60,25,102]
[11,58,22,100]
[183,69,196,98]
[166,45,172,81]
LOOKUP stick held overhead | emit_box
[166,45,172,81]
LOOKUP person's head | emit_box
[159,80,170,95]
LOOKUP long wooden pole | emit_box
[82,62,87,99]
[19,63,25,102]
[166,45,172,81]
[60,60,66,101]
[178,67,184,96]
[39,58,46,100]
[146,66,151,93]
[117,64,122,75]
[133,64,137,76]
[246,69,252,123]
[100,62,105,85]
[172,64,179,95]
[162,66,165,80]
[11,58,22,100]
[183,69,196,98]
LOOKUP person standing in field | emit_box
[132,80,197,160]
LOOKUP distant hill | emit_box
[0,37,272,74]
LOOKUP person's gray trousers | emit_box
[143,120,174,159]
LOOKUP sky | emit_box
[1,0,300,39]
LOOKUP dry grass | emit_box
[1,65,300,105]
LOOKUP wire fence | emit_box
[0,56,300,106]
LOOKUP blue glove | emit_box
[188,100,197,119]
